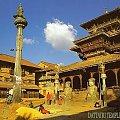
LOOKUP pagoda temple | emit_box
[37,8,120,97]
[71,7,120,60]
[58,7,120,90]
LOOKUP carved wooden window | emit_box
[10,76,13,82]
[5,78,9,82]
[29,71,33,75]
[10,69,14,75]
[22,69,25,77]
[29,80,34,84]
[88,42,92,46]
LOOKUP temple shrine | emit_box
[37,8,120,98]
[59,7,120,90]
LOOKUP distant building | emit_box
[36,61,57,96]
[0,53,41,98]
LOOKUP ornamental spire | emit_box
[16,3,24,17]
[104,8,109,14]
[13,3,27,29]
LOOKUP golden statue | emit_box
[86,78,99,104]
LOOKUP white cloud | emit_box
[44,19,77,50]
[23,38,35,45]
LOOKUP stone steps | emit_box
[72,91,87,102]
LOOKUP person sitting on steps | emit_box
[29,101,34,108]
[39,104,50,114]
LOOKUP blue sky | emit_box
[0,0,119,65]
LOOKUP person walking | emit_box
[58,96,63,105]
[46,92,52,105]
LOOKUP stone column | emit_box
[61,77,66,90]
[100,63,107,107]
[13,4,27,103]
[79,74,82,89]
[70,76,73,89]
[90,72,94,78]
[54,73,59,104]
[114,68,119,86]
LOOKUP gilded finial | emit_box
[14,4,28,28]
[104,8,109,14]
[16,3,24,17]
[100,63,105,74]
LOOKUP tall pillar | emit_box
[79,74,82,89]
[70,76,73,89]
[90,72,94,78]
[54,73,59,104]
[114,68,119,86]
[54,64,62,104]
[13,4,27,103]
[62,77,66,90]
[100,63,107,107]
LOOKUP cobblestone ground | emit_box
[0,92,120,120]
[0,100,97,120]
[2,104,10,120]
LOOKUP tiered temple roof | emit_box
[71,7,120,60]
[62,54,120,72]
[80,7,120,33]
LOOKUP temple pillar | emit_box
[113,68,119,86]
[90,72,94,78]
[61,77,66,90]
[79,74,82,89]
[13,4,27,103]
[69,76,74,89]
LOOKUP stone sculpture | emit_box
[64,81,72,103]
[86,78,99,104]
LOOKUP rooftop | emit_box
[0,53,41,69]
[80,7,120,30]
[0,82,40,90]
[72,31,109,45]
[38,61,57,70]
[61,54,120,72]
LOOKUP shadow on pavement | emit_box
[15,106,120,120]
[38,96,120,120]
[39,106,120,120]
[15,96,120,120]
